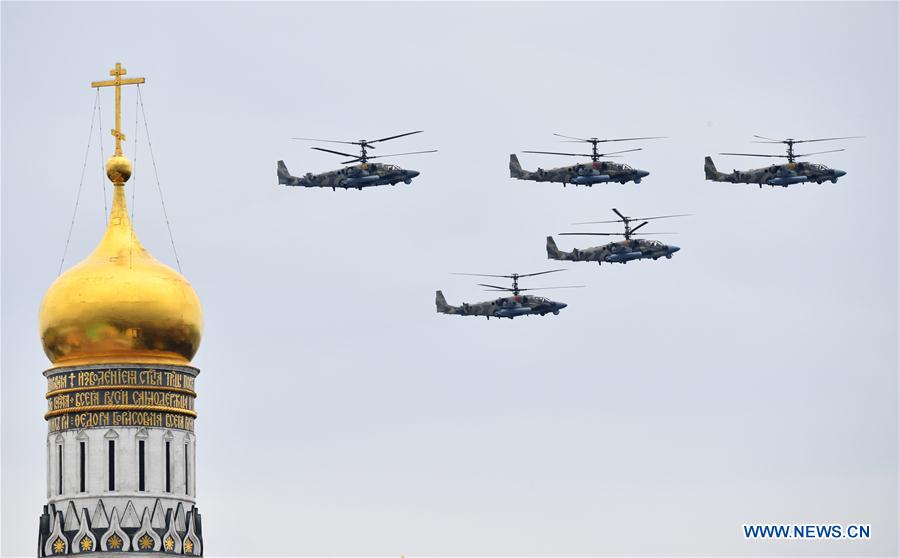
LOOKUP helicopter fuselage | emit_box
[547,236,680,265]
[278,160,421,190]
[704,157,846,187]
[510,155,650,186]
[436,291,568,319]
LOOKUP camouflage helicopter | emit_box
[509,133,665,186]
[436,270,581,320]
[704,135,861,188]
[548,208,688,266]
[277,131,436,190]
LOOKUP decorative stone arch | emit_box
[132,508,162,552]
[43,508,67,556]
[183,507,202,556]
[161,508,182,554]
[100,508,131,552]
[72,508,96,554]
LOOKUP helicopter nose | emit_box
[834,169,846,178]
[670,246,681,253]
[408,170,420,178]
[557,302,567,309]
[638,170,650,178]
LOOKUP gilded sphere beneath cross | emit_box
[106,155,132,183]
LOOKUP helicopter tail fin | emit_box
[277,160,295,185]
[546,236,567,260]
[435,290,453,314]
[704,156,726,181]
[509,154,525,178]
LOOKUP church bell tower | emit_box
[37,63,205,557]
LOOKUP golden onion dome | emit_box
[39,155,202,368]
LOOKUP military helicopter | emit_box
[277,131,436,190]
[509,133,665,186]
[548,208,688,266]
[436,270,581,320]
[704,135,862,188]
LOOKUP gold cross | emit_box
[91,62,145,156]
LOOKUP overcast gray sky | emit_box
[2,2,898,556]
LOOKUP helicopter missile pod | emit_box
[704,135,862,188]
[436,270,582,320]
[510,133,665,187]
[549,208,689,266]
[277,131,437,190]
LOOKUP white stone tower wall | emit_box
[47,427,196,512]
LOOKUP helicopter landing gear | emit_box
[553,310,559,315]
[404,178,412,184]
[634,177,642,184]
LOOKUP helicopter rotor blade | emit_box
[720,152,790,158]
[517,286,585,291]
[552,133,592,142]
[751,135,863,144]
[553,133,666,143]
[364,150,438,160]
[560,231,678,236]
[559,232,624,236]
[454,269,564,280]
[340,158,364,165]
[370,131,423,143]
[631,213,692,221]
[612,208,627,221]
[792,136,864,144]
[573,212,689,225]
[522,150,593,157]
[517,269,566,278]
[453,272,514,279]
[596,148,643,156]
[311,146,359,158]
[793,149,845,158]
[629,221,650,234]
[571,220,623,225]
[594,136,667,143]
[751,135,784,143]
[477,283,514,291]
[293,137,360,145]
